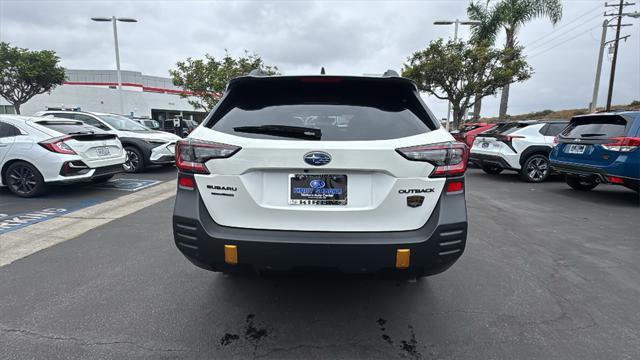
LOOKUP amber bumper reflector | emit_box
[396,249,410,269]
[224,245,238,265]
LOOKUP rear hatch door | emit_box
[33,120,124,167]
[191,76,448,232]
[555,115,629,167]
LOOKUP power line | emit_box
[526,11,603,54]
[524,3,603,48]
[527,23,602,59]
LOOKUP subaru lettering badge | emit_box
[310,179,326,189]
[303,151,331,166]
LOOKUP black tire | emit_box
[123,146,145,173]
[91,174,115,184]
[565,175,598,191]
[520,154,550,183]
[481,165,503,175]
[4,161,48,198]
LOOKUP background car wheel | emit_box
[481,165,503,175]
[5,161,47,197]
[565,175,598,191]
[520,154,550,183]
[91,174,115,184]
[123,147,145,173]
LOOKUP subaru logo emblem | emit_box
[303,151,331,166]
[310,179,326,189]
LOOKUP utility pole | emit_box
[590,20,608,113]
[604,0,635,111]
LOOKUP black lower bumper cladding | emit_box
[172,177,468,277]
[551,161,639,191]
[469,153,515,170]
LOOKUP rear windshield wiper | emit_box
[233,125,322,140]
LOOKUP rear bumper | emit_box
[149,143,176,164]
[551,160,639,191]
[172,177,468,277]
[469,153,517,170]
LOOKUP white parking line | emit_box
[0,181,177,267]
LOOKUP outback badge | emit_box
[406,195,425,208]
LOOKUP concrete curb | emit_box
[0,181,176,267]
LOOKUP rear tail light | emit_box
[446,181,464,193]
[39,136,76,155]
[396,142,469,177]
[601,137,640,152]
[175,139,241,174]
[607,176,625,184]
[178,175,195,190]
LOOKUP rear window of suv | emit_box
[208,79,434,141]
[561,115,627,139]
[481,122,532,136]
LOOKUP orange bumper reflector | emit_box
[224,245,238,265]
[396,249,410,269]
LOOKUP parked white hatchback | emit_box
[35,111,182,173]
[0,115,126,197]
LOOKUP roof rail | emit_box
[248,68,269,77]
[382,69,400,77]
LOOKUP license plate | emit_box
[95,147,111,157]
[566,144,586,154]
[289,174,347,205]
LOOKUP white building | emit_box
[0,69,207,122]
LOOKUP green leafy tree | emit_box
[402,39,532,129]
[170,50,278,112]
[468,0,563,118]
[0,42,66,114]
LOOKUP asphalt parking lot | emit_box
[0,166,177,234]
[1,169,639,359]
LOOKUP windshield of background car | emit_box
[99,115,149,131]
[561,115,627,139]
[208,80,434,141]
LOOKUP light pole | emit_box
[91,16,137,115]
[433,19,481,131]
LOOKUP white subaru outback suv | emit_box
[172,73,469,278]
[470,120,567,182]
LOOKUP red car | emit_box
[451,123,496,147]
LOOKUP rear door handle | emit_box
[0,144,8,147]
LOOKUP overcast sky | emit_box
[1,0,638,118]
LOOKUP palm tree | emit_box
[468,0,563,118]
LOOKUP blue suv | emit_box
[550,111,640,192]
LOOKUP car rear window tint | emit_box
[36,121,104,135]
[208,80,434,141]
[561,115,627,139]
[461,125,481,132]
[482,123,531,136]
